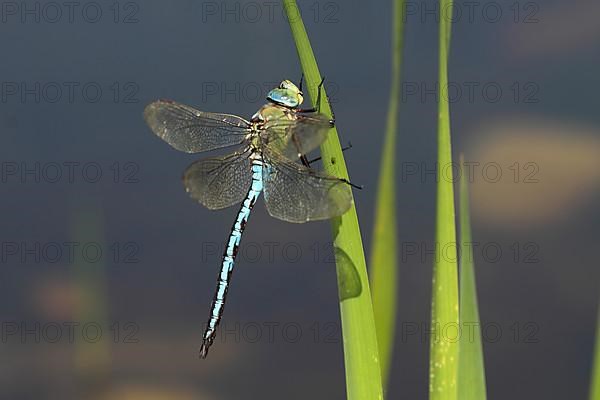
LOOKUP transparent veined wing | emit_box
[144,100,250,153]
[261,147,353,223]
[261,111,334,160]
[183,151,253,210]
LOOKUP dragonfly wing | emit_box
[262,148,353,223]
[144,100,250,153]
[262,111,333,160]
[183,151,253,210]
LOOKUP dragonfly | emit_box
[144,78,354,358]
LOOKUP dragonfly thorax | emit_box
[248,104,289,150]
[250,103,296,124]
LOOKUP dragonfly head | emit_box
[266,80,304,108]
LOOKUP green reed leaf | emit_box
[283,1,384,399]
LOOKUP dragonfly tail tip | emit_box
[199,341,211,359]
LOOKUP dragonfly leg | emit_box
[314,77,325,111]
[305,142,362,189]
[297,77,335,124]
[315,78,336,123]
[300,154,311,168]
[340,177,363,190]
[307,141,353,165]
[289,128,312,168]
[298,73,304,93]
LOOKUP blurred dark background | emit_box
[1,0,599,399]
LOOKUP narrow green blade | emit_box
[370,0,405,389]
[457,154,488,400]
[282,1,384,399]
[69,197,111,392]
[429,0,459,399]
[590,305,600,400]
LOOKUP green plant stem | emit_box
[70,198,110,394]
[457,154,487,400]
[283,1,383,399]
[590,305,600,400]
[370,0,405,389]
[430,0,459,399]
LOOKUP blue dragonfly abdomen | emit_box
[200,158,264,358]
